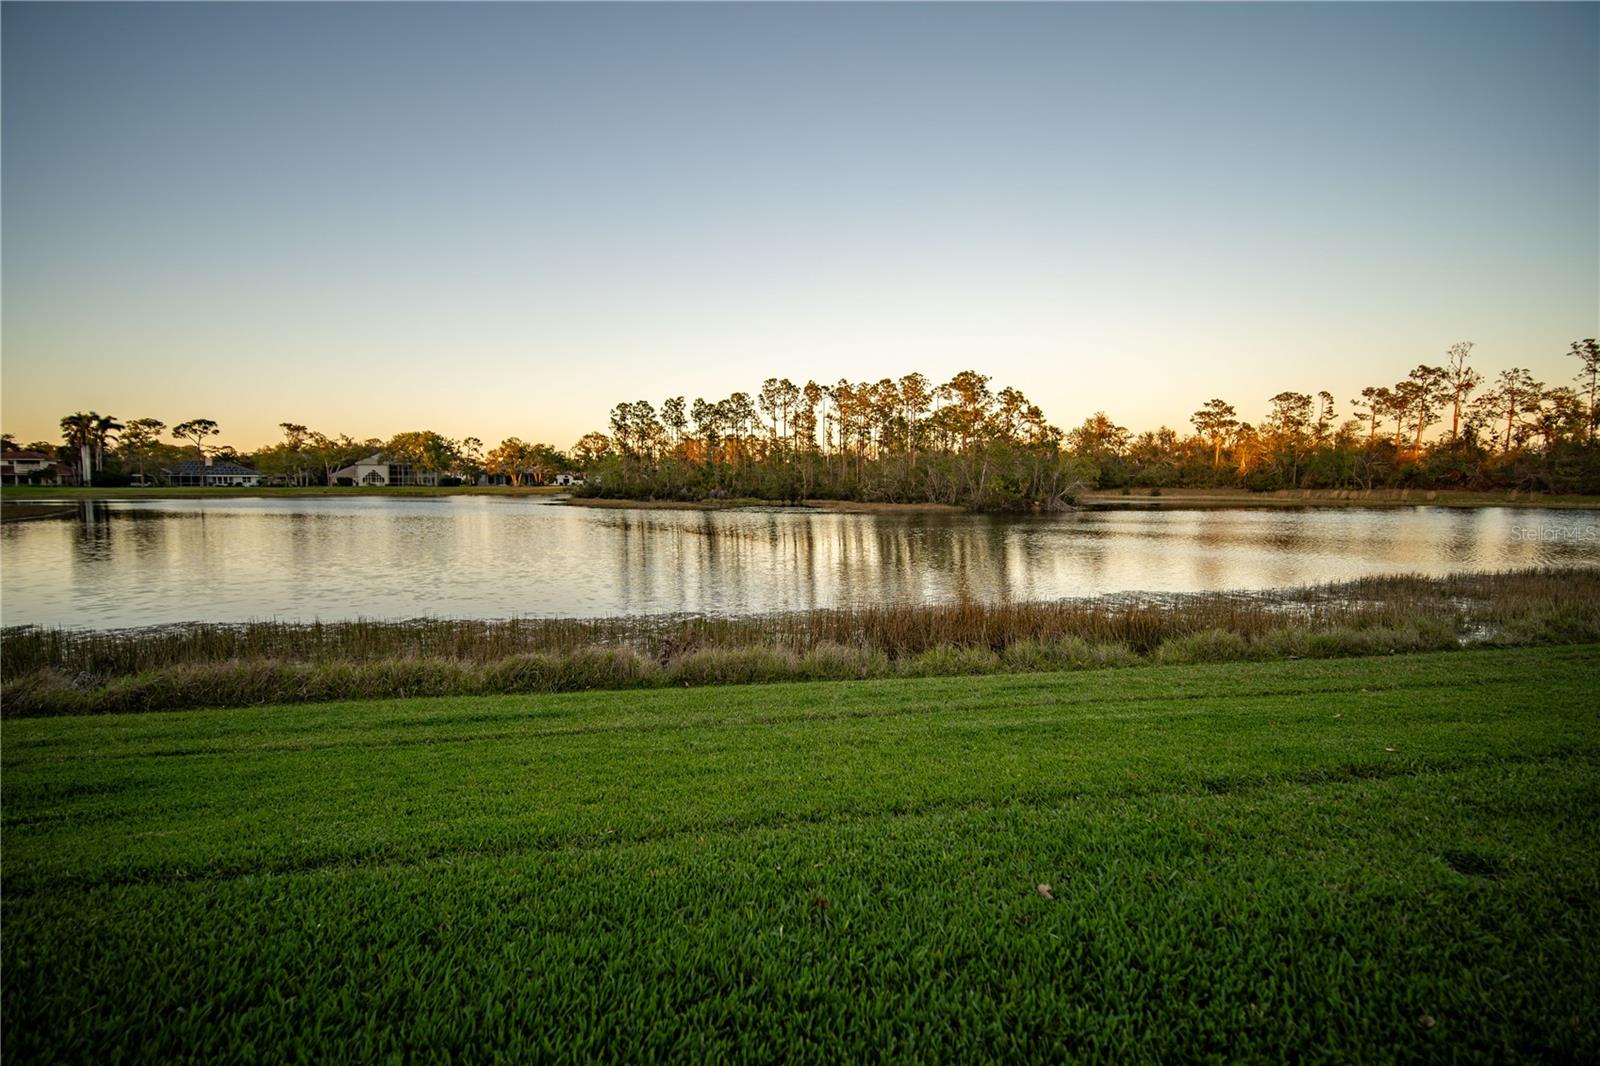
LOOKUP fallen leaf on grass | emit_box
[1385,747,1397,752]
[814,896,830,909]
[1037,884,1054,900]
[1419,1014,1437,1030]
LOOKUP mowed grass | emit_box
[3,646,1598,1062]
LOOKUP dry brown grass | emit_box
[4,568,1596,716]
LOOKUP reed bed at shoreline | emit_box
[4,568,1597,716]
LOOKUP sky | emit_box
[3,2,1597,452]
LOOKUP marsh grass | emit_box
[4,568,1596,715]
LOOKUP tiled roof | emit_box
[1,450,55,461]
[162,460,261,476]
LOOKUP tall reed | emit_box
[4,568,1596,716]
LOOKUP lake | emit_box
[2,497,1596,628]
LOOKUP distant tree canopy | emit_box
[25,339,1599,497]
[579,371,1094,511]
[576,341,1600,508]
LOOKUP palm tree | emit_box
[59,411,98,485]
[92,414,123,474]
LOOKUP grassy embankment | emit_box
[5,568,1597,717]
[0,484,565,505]
[3,645,1597,1060]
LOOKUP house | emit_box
[162,459,264,487]
[552,472,585,486]
[328,453,440,487]
[1,449,67,485]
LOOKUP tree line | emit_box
[4,420,582,489]
[7,338,1596,503]
[577,339,1600,508]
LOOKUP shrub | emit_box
[1154,630,1255,665]
[902,645,1003,677]
[667,647,800,687]
[797,643,891,681]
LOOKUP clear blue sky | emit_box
[4,2,1596,450]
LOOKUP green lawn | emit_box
[4,647,1597,1061]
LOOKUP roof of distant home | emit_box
[2,449,56,461]
[162,460,261,476]
[328,453,397,475]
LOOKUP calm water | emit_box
[2,497,1596,628]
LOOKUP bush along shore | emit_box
[3,568,1596,717]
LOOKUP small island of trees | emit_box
[577,339,1600,510]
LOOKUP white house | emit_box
[328,453,440,487]
[162,459,264,487]
[552,472,585,486]
[1,449,66,485]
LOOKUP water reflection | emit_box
[2,496,1596,627]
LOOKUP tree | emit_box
[660,397,688,451]
[1441,342,1481,442]
[1190,399,1239,472]
[1527,386,1584,451]
[609,401,663,460]
[273,423,313,484]
[92,414,123,474]
[383,430,459,483]
[1472,369,1542,452]
[1262,392,1313,486]
[1404,365,1448,451]
[118,418,167,483]
[758,378,800,450]
[571,432,613,468]
[937,371,994,451]
[59,412,98,484]
[1352,387,1390,443]
[527,443,568,484]
[485,439,566,486]
[898,373,932,465]
[1313,392,1337,444]
[172,419,221,462]
[795,382,823,454]
[307,432,367,485]
[457,437,486,483]
[1067,412,1130,486]
[485,437,536,485]
[1569,338,1600,443]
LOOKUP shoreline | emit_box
[5,568,1595,716]
[5,484,1598,512]
[565,488,1600,513]
[0,484,566,505]
[561,496,965,514]
[1078,487,1600,510]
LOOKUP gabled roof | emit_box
[1,449,55,461]
[162,460,261,476]
[329,453,391,477]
